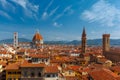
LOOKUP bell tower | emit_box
[81,27,87,53]
[13,32,18,48]
[103,34,110,52]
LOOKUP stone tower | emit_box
[13,32,18,48]
[103,34,110,52]
[81,27,87,53]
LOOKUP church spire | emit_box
[81,27,87,54]
[82,27,86,37]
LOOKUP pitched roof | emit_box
[29,54,49,58]
[0,61,7,67]
[65,76,79,80]
[44,65,59,73]
[111,66,120,72]
[5,63,20,70]
[20,60,45,68]
[89,68,119,80]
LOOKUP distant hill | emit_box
[45,39,120,46]
[0,38,120,46]
[0,38,31,44]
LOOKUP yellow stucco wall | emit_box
[6,70,21,80]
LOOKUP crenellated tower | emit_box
[103,34,110,53]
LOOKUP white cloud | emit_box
[42,6,59,20]
[0,0,9,8]
[63,5,72,12]
[49,6,59,17]
[0,0,15,12]
[54,5,73,21]
[27,3,39,13]
[45,0,54,11]
[81,0,120,27]
[42,12,48,20]
[0,0,39,21]
[0,10,12,20]
[11,0,39,18]
[12,0,26,8]
[41,2,73,21]
[53,22,63,27]
[42,0,57,20]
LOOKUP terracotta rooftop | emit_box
[0,50,7,54]
[5,63,20,70]
[89,68,119,80]
[44,65,59,73]
[20,60,45,68]
[0,61,7,67]
[65,65,81,71]
[29,54,49,58]
[65,76,79,80]
[111,66,120,72]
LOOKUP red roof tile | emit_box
[111,66,120,72]
[44,65,59,73]
[5,63,20,70]
[20,60,45,68]
[65,76,79,80]
[29,54,49,58]
[89,68,119,80]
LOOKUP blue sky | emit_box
[0,0,120,41]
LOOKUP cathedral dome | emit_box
[32,31,43,41]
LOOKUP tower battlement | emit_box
[103,34,110,37]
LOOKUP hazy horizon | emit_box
[0,37,120,41]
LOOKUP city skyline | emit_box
[0,0,120,41]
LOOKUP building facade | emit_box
[18,31,43,49]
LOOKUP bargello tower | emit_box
[103,34,110,53]
[81,27,87,54]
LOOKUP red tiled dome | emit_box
[32,32,43,41]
